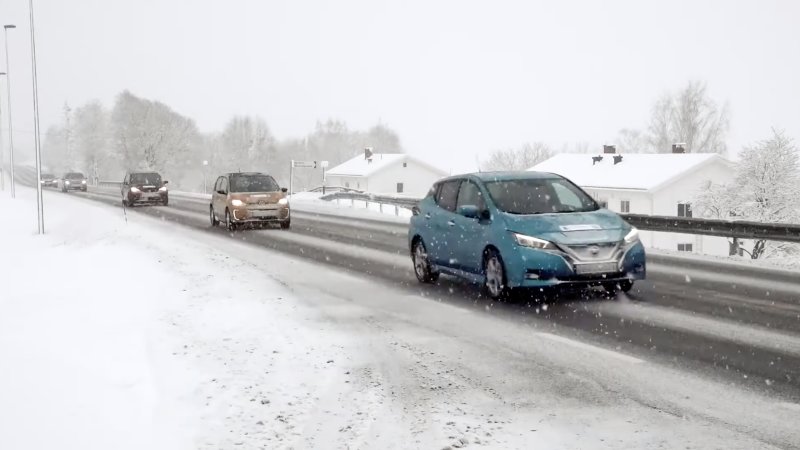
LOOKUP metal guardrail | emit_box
[98,180,122,187]
[622,214,800,244]
[320,191,420,209]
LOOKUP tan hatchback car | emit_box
[210,172,290,231]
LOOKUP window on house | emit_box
[598,199,609,208]
[396,183,404,193]
[678,203,693,217]
[677,243,693,252]
[403,162,407,168]
[345,182,350,188]
[620,200,630,213]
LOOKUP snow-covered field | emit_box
[0,189,394,449]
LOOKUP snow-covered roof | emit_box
[529,153,731,191]
[326,153,446,178]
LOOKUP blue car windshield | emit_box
[485,178,599,215]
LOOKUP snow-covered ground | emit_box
[2,187,799,449]
[0,189,398,449]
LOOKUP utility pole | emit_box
[28,1,44,233]
[3,25,16,198]
[0,71,5,191]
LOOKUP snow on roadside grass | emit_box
[0,189,373,450]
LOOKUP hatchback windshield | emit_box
[230,174,280,193]
[485,178,599,214]
[130,173,162,185]
[65,172,85,179]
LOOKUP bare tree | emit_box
[646,81,730,154]
[482,142,553,171]
[615,128,650,153]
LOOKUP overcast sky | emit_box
[1,0,798,173]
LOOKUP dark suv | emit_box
[61,172,88,192]
[122,171,169,206]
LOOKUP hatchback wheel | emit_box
[210,205,219,227]
[225,209,236,232]
[412,240,438,283]
[483,249,508,300]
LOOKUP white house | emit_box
[326,152,448,197]
[530,152,736,256]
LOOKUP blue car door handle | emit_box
[425,213,432,219]
[447,220,456,227]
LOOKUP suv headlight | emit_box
[278,198,289,205]
[231,199,245,207]
[624,227,640,244]
[130,186,140,193]
[65,180,70,185]
[512,232,558,250]
[158,186,167,192]
[81,180,87,184]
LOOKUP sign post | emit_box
[290,160,319,197]
[320,160,329,195]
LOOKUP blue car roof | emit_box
[444,171,562,183]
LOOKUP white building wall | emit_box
[326,175,366,190]
[366,158,446,197]
[581,158,734,256]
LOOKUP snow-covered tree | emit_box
[73,100,110,183]
[694,129,800,259]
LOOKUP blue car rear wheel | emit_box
[412,240,438,283]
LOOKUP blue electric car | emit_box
[408,172,646,299]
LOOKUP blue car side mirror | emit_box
[458,205,480,219]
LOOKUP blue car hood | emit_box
[501,209,628,245]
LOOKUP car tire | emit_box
[162,198,169,206]
[483,249,509,300]
[604,280,634,294]
[225,209,236,232]
[412,239,439,283]
[280,219,291,230]
[210,205,219,227]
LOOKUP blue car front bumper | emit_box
[502,241,646,289]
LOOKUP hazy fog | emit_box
[1,0,798,173]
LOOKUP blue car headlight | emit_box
[511,232,558,250]
[624,227,640,244]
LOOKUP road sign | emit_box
[320,160,329,169]
[292,160,316,168]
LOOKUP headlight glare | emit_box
[231,199,245,207]
[278,198,289,205]
[130,186,140,193]
[512,232,557,250]
[624,227,640,244]
[81,180,87,184]
[158,186,167,192]
[65,180,70,185]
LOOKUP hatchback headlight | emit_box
[278,198,289,205]
[624,227,640,244]
[512,232,558,250]
[231,199,245,207]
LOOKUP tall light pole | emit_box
[0,71,5,191]
[27,1,44,233]
[3,25,15,199]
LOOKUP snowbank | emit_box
[0,189,379,449]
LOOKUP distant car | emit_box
[40,173,58,188]
[121,171,168,207]
[408,172,646,300]
[60,172,88,192]
[210,172,290,231]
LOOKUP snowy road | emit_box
[77,185,800,399]
[2,181,800,449]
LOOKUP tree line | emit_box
[43,91,404,192]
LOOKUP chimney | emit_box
[603,144,616,154]
[613,155,623,165]
[672,143,686,154]
[592,155,604,165]
[364,147,374,160]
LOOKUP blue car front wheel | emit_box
[483,249,509,300]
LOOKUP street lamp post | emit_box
[0,71,5,191]
[3,25,15,199]
[27,1,44,233]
